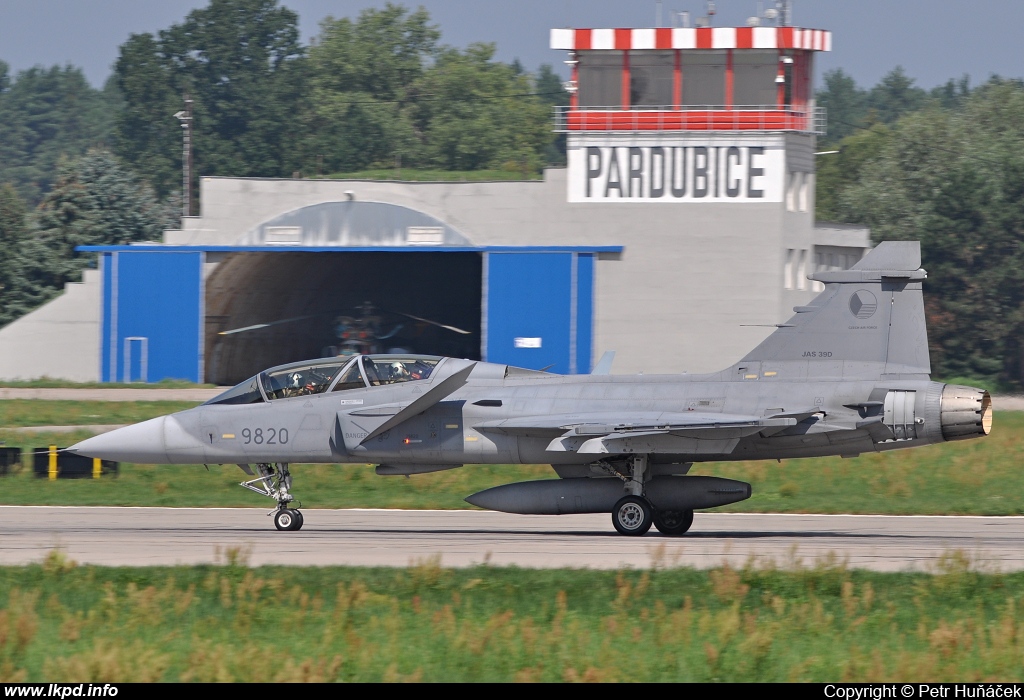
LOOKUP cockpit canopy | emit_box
[204,354,443,406]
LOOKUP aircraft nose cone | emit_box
[70,416,173,464]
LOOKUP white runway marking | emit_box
[1,506,1022,571]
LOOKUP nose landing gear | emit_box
[239,462,304,531]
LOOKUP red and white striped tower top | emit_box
[550,27,831,52]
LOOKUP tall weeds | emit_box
[2,554,1023,681]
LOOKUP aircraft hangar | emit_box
[80,199,613,385]
[0,20,870,384]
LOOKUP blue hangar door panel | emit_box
[102,252,203,383]
[484,252,593,374]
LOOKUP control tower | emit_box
[552,24,829,200]
[550,22,860,327]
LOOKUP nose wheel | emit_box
[239,463,306,531]
[274,508,303,531]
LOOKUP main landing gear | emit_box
[239,462,304,531]
[610,455,694,537]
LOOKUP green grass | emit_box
[324,168,542,182]
[0,411,1020,515]
[0,400,200,428]
[0,378,215,389]
[0,438,552,508]
[691,410,1024,515]
[1,556,1023,681]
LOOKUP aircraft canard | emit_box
[71,242,992,536]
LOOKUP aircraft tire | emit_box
[274,508,300,531]
[612,496,653,536]
[653,509,694,536]
[293,510,304,531]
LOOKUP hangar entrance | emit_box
[89,243,617,385]
[205,251,482,385]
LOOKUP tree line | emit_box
[2,0,1024,388]
[816,68,1024,388]
[0,0,566,325]
[114,0,565,203]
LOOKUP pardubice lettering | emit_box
[567,143,783,203]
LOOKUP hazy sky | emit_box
[2,1,1022,90]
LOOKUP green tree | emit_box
[114,0,307,197]
[833,81,1024,387]
[865,66,928,125]
[0,63,116,204]
[930,74,972,110]
[816,68,866,142]
[2,150,176,326]
[409,43,552,172]
[0,183,27,324]
[535,63,568,165]
[114,32,182,198]
[814,123,891,221]
[303,3,439,173]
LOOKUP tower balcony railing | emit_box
[554,105,827,136]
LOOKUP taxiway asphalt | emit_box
[1,506,1021,572]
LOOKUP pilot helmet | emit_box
[390,361,408,376]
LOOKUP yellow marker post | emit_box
[93,458,101,479]
[48,445,58,481]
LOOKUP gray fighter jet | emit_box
[70,242,992,535]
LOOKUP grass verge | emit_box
[0,401,200,427]
[0,379,214,389]
[0,413,1020,514]
[0,555,1021,681]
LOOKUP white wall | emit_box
[0,269,101,381]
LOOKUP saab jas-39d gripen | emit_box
[71,242,992,535]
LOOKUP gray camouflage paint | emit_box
[70,242,990,508]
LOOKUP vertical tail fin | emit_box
[741,241,930,377]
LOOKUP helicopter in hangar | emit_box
[218,301,473,358]
[71,243,992,536]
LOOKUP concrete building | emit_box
[0,22,868,385]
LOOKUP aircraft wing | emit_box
[474,411,798,455]
[338,361,476,450]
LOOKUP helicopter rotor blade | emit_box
[218,314,322,336]
[217,305,472,338]
[392,311,472,335]
[377,323,405,341]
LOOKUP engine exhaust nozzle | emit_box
[940,384,992,441]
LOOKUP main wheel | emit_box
[653,509,694,536]
[274,508,299,531]
[293,510,304,531]
[612,496,653,536]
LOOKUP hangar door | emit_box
[485,252,593,374]
[101,251,203,383]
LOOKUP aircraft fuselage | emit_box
[78,357,984,468]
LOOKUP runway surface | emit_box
[2,506,1023,572]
